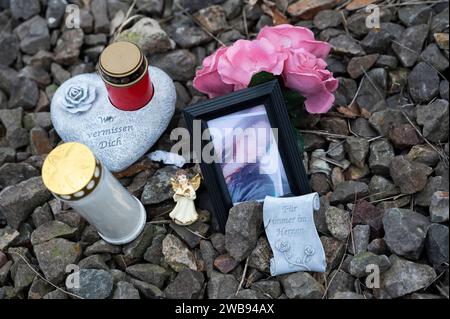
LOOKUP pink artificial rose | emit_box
[193,47,234,98]
[217,38,287,90]
[283,48,338,114]
[257,24,331,59]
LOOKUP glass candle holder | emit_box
[99,41,154,111]
[42,142,146,245]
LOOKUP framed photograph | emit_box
[183,80,311,231]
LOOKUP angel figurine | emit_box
[169,170,201,226]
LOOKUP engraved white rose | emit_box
[62,84,96,114]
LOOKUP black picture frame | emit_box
[183,80,311,232]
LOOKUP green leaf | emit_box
[283,89,305,109]
[249,71,277,87]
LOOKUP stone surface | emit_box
[415,176,449,207]
[8,77,39,110]
[281,272,325,299]
[430,191,449,223]
[11,0,41,20]
[330,34,365,56]
[398,4,432,27]
[348,252,391,278]
[117,18,175,55]
[389,156,432,195]
[321,236,345,272]
[368,139,394,176]
[421,44,449,73]
[325,206,351,241]
[162,234,197,272]
[330,181,369,204]
[379,255,436,298]
[325,269,355,298]
[407,145,440,167]
[53,29,84,66]
[91,0,109,34]
[30,221,77,245]
[151,50,196,82]
[383,208,430,260]
[15,16,50,55]
[129,278,164,299]
[345,137,369,168]
[352,224,370,255]
[389,124,422,150]
[0,226,19,250]
[34,238,82,284]
[225,202,263,262]
[416,99,449,143]
[356,68,387,113]
[251,280,281,299]
[194,5,229,34]
[46,0,67,29]
[113,281,140,299]
[214,254,239,274]
[408,62,440,104]
[392,24,428,67]
[313,9,342,30]
[353,200,384,238]
[67,269,113,299]
[78,255,109,271]
[0,32,19,66]
[207,272,239,299]
[122,223,154,261]
[369,109,409,137]
[426,223,448,266]
[347,54,379,79]
[169,221,209,249]
[164,269,205,299]
[247,236,271,273]
[361,30,391,54]
[85,240,121,256]
[0,163,39,189]
[0,177,51,229]
[141,165,178,204]
[126,264,170,289]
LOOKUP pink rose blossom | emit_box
[283,48,338,114]
[257,24,331,59]
[217,38,287,90]
[193,47,234,98]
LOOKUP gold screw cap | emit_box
[42,142,97,196]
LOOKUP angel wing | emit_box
[170,177,181,192]
[189,174,202,191]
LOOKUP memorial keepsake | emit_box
[264,193,326,275]
[51,41,176,172]
[42,142,147,245]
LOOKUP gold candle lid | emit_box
[99,41,147,87]
[42,142,98,197]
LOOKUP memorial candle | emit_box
[42,142,147,245]
[99,41,154,111]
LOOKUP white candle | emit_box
[42,142,146,245]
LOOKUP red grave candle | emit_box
[99,41,154,111]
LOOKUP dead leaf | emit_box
[261,3,289,25]
[336,105,360,118]
[346,0,379,11]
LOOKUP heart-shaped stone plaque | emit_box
[51,67,176,172]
